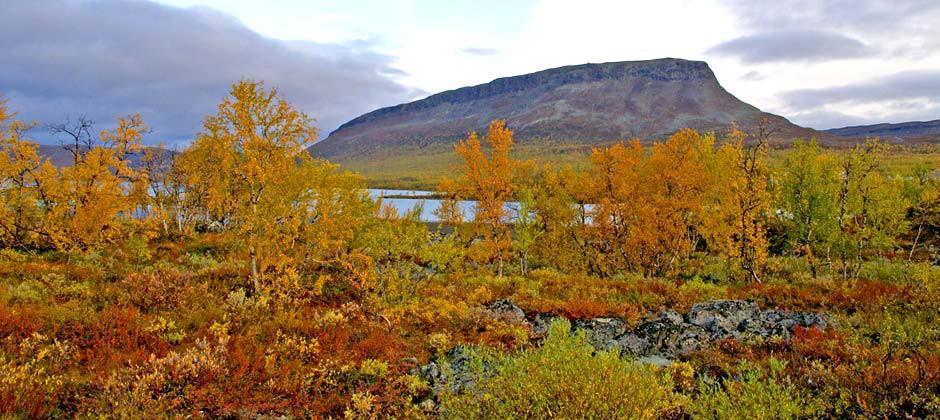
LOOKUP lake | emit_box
[367,189,522,222]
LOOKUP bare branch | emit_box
[48,116,95,165]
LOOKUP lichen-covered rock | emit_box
[739,309,830,338]
[620,311,709,358]
[417,361,443,395]
[417,299,831,401]
[687,300,761,339]
[476,299,828,358]
[572,317,627,350]
[532,312,561,337]
[658,309,684,325]
[483,299,527,325]
[415,345,487,397]
[614,332,650,355]
[613,300,829,359]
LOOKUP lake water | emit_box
[367,189,521,222]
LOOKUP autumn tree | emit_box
[179,79,316,278]
[775,140,838,277]
[140,145,196,238]
[832,140,907,279]
[38,114,149,252]
[529,165,591,274]
[906,165,940,262]
[440,120,518,276]
[704,125,772,282]
[512,188,541,276]
[585,140,645,275]
[0,96,47,248]
[635,129,716,274]
[177,80,374,286]
[583,129,716,276]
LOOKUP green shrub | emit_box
[179,252,218,271]
[438,319,677,419]
[689,359,821,419]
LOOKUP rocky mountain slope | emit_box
[311,58,816,159]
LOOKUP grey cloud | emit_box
[712,1,940,128]
[708,30,873,63]
[461,47,500,56]
[721,0,940,33]
[0,0,421,144]
[718,0,940,58]
[790,105,940,130]
[783,70,940,109]
[781,71,940,128]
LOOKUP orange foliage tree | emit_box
[585,141,645,275]
[176,80,374,286]
[38,114,149,252]
[704,126,771,282]
[440,120,519,276]
[584,129,717,276]
[1,95,151,252]
[0,97,46,249]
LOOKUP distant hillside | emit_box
[311,58,816,161]
[825,119,940,141]
[37,144,170,168]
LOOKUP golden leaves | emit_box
[442,120,520,275]
[178,80,373,281]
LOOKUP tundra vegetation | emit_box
[1,81,939,418]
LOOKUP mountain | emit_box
[311,58,815,160]
[37,145,80,167]
[824,119,940,141]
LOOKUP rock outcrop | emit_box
[416,299,829,397]
[530,299,828,359]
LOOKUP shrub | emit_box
[0,333,75,417]
[689,359,821,419]
[179,252,218,271]
[438,319,677,418]
[86,325,230,417]
[120,264,189,312]
[144,316,186,345]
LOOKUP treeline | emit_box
[440,121,937,281]
[1,80,938,287]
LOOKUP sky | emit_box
[2,0,939,144]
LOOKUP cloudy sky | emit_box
[2,0,939,144]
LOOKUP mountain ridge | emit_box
[824,119,940,141]
[329,58,722,136]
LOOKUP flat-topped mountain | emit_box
[825,119,940,141]
[311,58,815,159]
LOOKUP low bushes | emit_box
[438,319,678,419]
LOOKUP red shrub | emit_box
[58,306,170,373]
[0,305,43,341]
[558,298,613,319]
